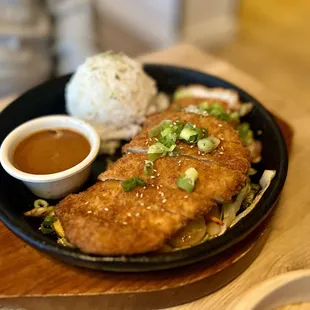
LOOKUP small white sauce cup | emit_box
[0,115,100,199]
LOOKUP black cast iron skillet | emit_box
[0,65,288,272]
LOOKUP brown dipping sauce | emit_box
[13,129,91,175]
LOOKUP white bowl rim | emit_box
[0,115,100,183]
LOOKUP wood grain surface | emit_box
[0,44,304,310]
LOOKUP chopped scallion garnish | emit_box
[173,89,193,100]
[149,120,173,138]
[34,199,49,208]
[197,136,220,153]
[40,216,56,234]
[122,177,146,192]
[184,167,199,181]
[179,123,203,143]
[144,160,154,176]
[177,177,195,193]
[177,167,199,193]
[147,142,176,161]
[238,123,254,145]
[197,138,214,153]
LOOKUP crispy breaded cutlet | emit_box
[56,110,250,256]
[99,154,246,204]
[124,111,250,174]
[55,181,214,255]
[172,85,240,110]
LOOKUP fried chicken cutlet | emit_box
[56,112,250,255]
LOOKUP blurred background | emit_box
[0,0,309,104]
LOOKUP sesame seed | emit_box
[154,138,158,141]
[173,122,176,125]
[184,195,188,199]
[87,210,92,214]
[85,201,89,205]
[198,151,201,155]
[179,146,184,149]
[135,213,140,217]
[156,185,160,189]
[220,138,224,141]
[151,184,154,187]
[140,202,144,206]
[190,145,194,149]
[151,176,156,179]
[104,208,109,211]
[159,184,163,188]
[193,124,196,128]
[127,212,132,217]
[178,160,182,164]
[140,193,143,198]
[157,173,160,177]
[218,124,223,127]
[219,152,224,155]
[136,193,139,197]
[153,169,157,172]
[162,199,167,203]
[123,221,127,225]
[143,186,146,189]
[146,206,151,210]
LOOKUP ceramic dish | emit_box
[0,65,288,272]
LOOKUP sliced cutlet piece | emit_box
[99,154,247,203]
[172,85,240,110]
[55,181,187,255]
[98,155,215,218]
[123,111,250,174]
[168,97,231,112]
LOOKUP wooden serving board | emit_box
[0,113,293,310]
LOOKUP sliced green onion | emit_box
[143,160,154,176]
[122,177,146,192]
[179,123,203,143]
[173,89,193,100]
[161,127,173,137]
[148,153,162,161]
[238,122,254,145]
[148,142,169,155]
[148,142,176,161]
[179,127,197,142]
[158,135,176,149]
[177,168,199,193]
[197,138,214,153]
[40,216,56,234]
[197,136,220,153]
[239,103,253,116]
[209,109,230,121]
[184,167,199,182]
[229,111,240,122]
[208,136,220,148]
[149,120,172,138]
[135,178,146,187]
[248,168,257,176]
[199,101,210,111]
[173,120,184,135]
[34,199,49,208]
[177,177,195,193]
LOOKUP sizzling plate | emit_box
[0,65,288,272]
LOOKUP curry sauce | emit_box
[13,129,90,174]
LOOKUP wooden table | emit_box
[0,44,308,309]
